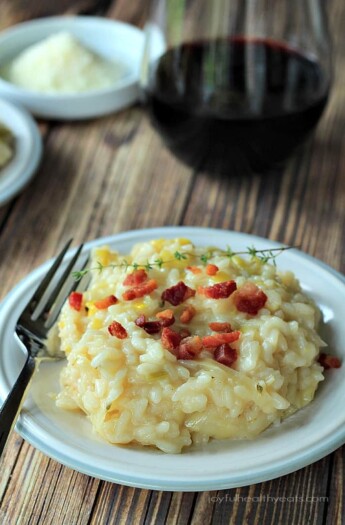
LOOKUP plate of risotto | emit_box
[0,227,344,491]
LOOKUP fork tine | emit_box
[44,253,90,329]
[40,243,84,317]
[65,254,90,294]
[26,239,73,315]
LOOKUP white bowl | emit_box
[0,16,144,120]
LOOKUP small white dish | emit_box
[0,98,42,206]
[0,227,344,491]
[0,16,144,120]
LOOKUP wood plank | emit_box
[0,432,23,502]
[205,459,330,525]
[0,0,110,30]
[0,1,193,523]
[326,448,344,525]
[190,492,216,525]
[0,110,192,297]
[143,491,174,525]
[179,1,345,524]
[0,442,100,524]
[89,483,151,525]
[0,204,14,232]
[0,0,344,523]
[107,0,151,27]
[165,492,196,525]
[0,110,193,525]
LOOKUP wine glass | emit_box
[140,0,332,175]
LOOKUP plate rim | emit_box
[0,97,42,206]
[0,226,344,491]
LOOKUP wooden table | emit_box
[0,1,344,524]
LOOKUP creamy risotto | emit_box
[48,238,326,453]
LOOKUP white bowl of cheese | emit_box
[0,16,144,120]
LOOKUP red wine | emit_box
[145,38,329,174]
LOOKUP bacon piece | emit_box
[214,344,237,367]
[178,336,203,360]
[198,280,237,299]
[206,264,219,276]
[94,294,118,309]
[186,266,202,275]
[208,322,232,332]
[156,309,175,327]
[178,348,194,360]
[123,269,148,286]
[318,353,342,369]
[136,310,175,334]
[180,305,196,324]
[234,282,267,315]
[108,320,127,339]
[69,291,83,311]
[202,331,241,348]
[122,279,158,301]
[161,327,182,356]
[161,281,196,306]
[135,314,161,335]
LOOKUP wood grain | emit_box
[0,0,344,523]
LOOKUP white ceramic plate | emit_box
[0,16,144,120]
[0,98,42,206]
[0,227,344,491]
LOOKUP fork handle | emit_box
[0,354,36,457]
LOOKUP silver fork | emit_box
[0,239,88,457]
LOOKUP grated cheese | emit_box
[1,32,126,94]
